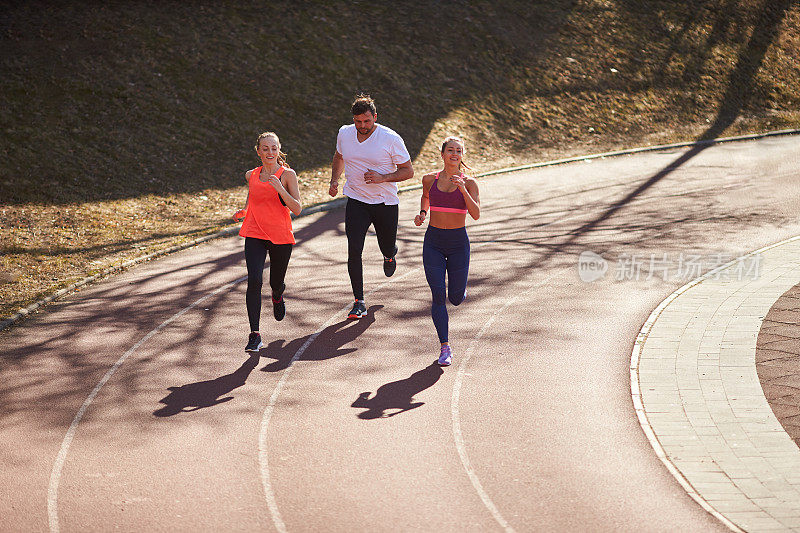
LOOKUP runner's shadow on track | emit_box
[351,362,443,419]
[153,355,260,417]
[259,305,383,372]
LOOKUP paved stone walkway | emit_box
[633,236,800,532]
[757,284,800,448]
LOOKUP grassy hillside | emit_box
[1,0,799,321]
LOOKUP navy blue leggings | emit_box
[423,226,470,343]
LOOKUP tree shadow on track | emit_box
[551,0,792,258]
[351,362,444,420]
[484,0,794,285]
[153,354,259,417]
[258,305,383,372]
[0,207,351,429]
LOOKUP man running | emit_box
[329,94,414,319]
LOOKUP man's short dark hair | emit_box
[351,94,376,116]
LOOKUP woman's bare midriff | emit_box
[429,211,467,229]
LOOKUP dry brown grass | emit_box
[2,0,799,323]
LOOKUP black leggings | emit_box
[244,237,292,332]
[345,198,398,300]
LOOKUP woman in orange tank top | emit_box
[233,132,302,353]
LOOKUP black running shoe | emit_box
[245,332,263,352]
[272,295,285,321]
[383,249,397,277]
[348,300,367,319]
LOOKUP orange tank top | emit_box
[238,166,295,244]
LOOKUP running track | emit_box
[1,135,799,532]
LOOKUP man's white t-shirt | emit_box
[336,123,411,205]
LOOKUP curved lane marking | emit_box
[46,191,588,533]
[48,276,245,533]
[46,237,339,533]
[452,269,564,533]
[258,268,418,533]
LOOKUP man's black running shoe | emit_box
[245,332,263,352]
[348,300,367,319]
[383,248,397,277]
[272,296,285,321]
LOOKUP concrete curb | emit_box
[3,128,798,333]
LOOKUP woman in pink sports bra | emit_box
[413,136,480,366]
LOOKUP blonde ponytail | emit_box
[255,131,289,168]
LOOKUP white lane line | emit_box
[47,276,245,533]
[447,185,636,532]
[256,214,583,533]
[46,238,337,533]
[449,176,723,531]
[256,221,534,533]
[449,174,797,530]
[258,268,418,533]
[451,269,564,533]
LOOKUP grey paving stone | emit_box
[707,498,760,512]
[773,516,800,529]
[731,478,776,500]
[751,497,786,509]
[692,482,748,494]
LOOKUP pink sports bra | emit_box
[429,172,468,214]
